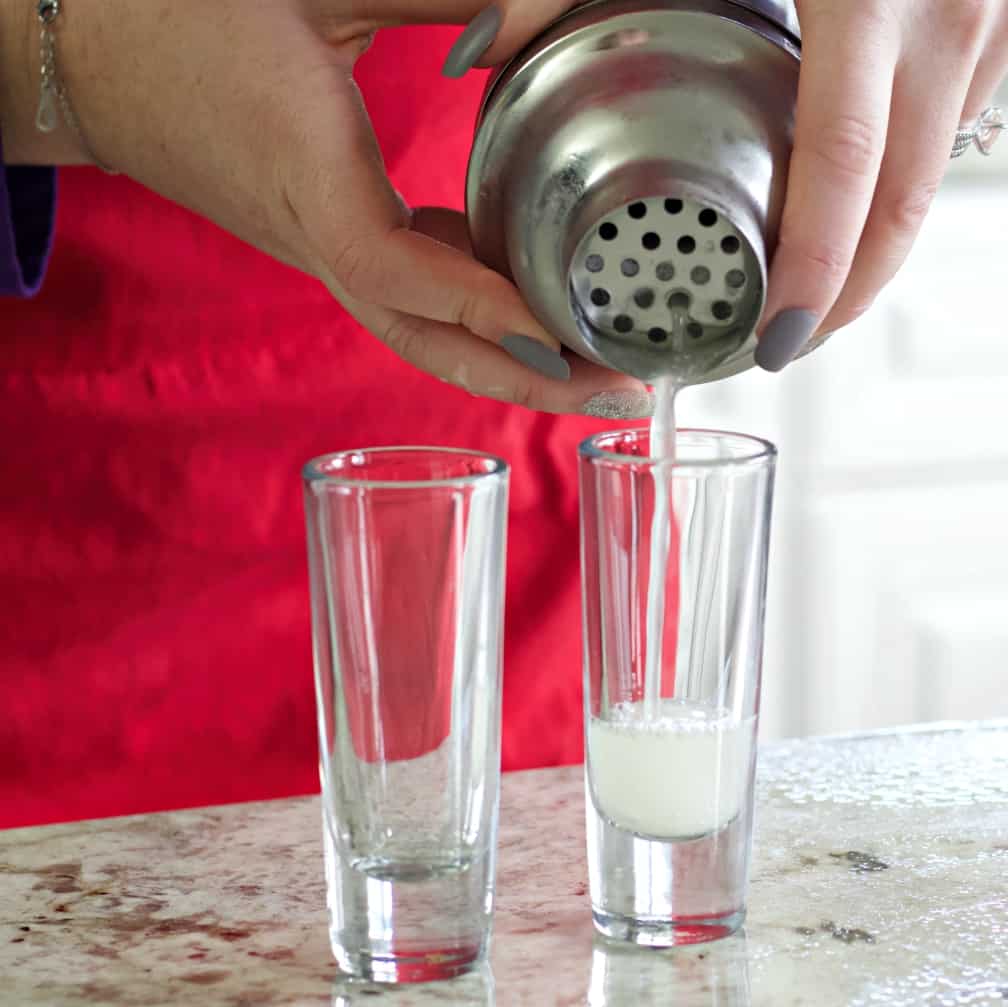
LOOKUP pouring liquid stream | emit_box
[642,375,680,722]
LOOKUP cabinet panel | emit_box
[677,183,1008,740]
[800,484,1008,736]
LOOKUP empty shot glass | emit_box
[579,428,776,946]
[304,447,509,981]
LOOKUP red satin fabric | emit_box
[0,28,609,829]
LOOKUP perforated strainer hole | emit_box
[572,195,756,347]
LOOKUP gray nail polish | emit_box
[442,5,502,78]
[501,333,571,381]
[582,390,655,420]
[754,309,819,373]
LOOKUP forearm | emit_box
[0,0,95,164]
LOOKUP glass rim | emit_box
[578,426,777,469]
[302,445,509,490]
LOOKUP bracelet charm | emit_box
[34,0,118,173]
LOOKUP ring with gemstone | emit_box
[951,106,1005,159]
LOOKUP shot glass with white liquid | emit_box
[304,448,509,982]
[579,428,775,946]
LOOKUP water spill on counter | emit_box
[746,723,1008,1007]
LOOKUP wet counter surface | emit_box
[2,721,1007,1006]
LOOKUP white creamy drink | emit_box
[588,699,755,840]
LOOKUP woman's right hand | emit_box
[0,0,654,418]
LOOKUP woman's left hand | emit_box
[754,0,1008,371]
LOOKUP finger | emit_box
[349,300,653,417]
[351,0,576,63]
[820,45,981,335]
[440,1,581,77]
[332,223,569,358]
[754,3,900,372]
[286,77,571,379]
[962,11,1008,118]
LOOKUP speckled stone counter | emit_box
[2,721,1007,1006]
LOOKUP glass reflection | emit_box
[587,932,751,1006]
[331,961,494,1006]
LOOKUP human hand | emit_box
[753,0,1008,371]
[0,0,653,417]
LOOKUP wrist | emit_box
[0,0,102,165]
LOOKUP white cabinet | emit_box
[678,181,1008,741]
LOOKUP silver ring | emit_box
[951,106,1005,159]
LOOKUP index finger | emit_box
[356,0,577,53]
[754,2,901,372]
[434,0,582,75]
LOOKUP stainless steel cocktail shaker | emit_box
[466,0,803,384]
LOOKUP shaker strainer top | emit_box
[570,195,763,374]
[465,0,802,383]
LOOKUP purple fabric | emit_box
[0,132,57,298]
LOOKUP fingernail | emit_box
[442,5,502,78]
[754,309,819,373]
[582,390,655,420]
[501,334,571,381]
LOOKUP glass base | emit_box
[323,822,493,984]
[591,907,746,947]
[332,943,486,983]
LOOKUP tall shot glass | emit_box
[303,447,509,982]
[579,429,776,946]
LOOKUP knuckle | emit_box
[946,0,987,44]
[381,316,428,369]
[811,114,883,180]
[454,271,510,334]
[832,301,875,330]
[328,239,378,302]
[455,290,485,334]
[883,179,941,235]
[858,0,900,34]
[777,230,852,285]
[510,379,541,411]
[849,298,877,321]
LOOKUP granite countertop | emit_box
[2,721,1007,1006]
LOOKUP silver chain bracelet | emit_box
[34,0,118,173]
